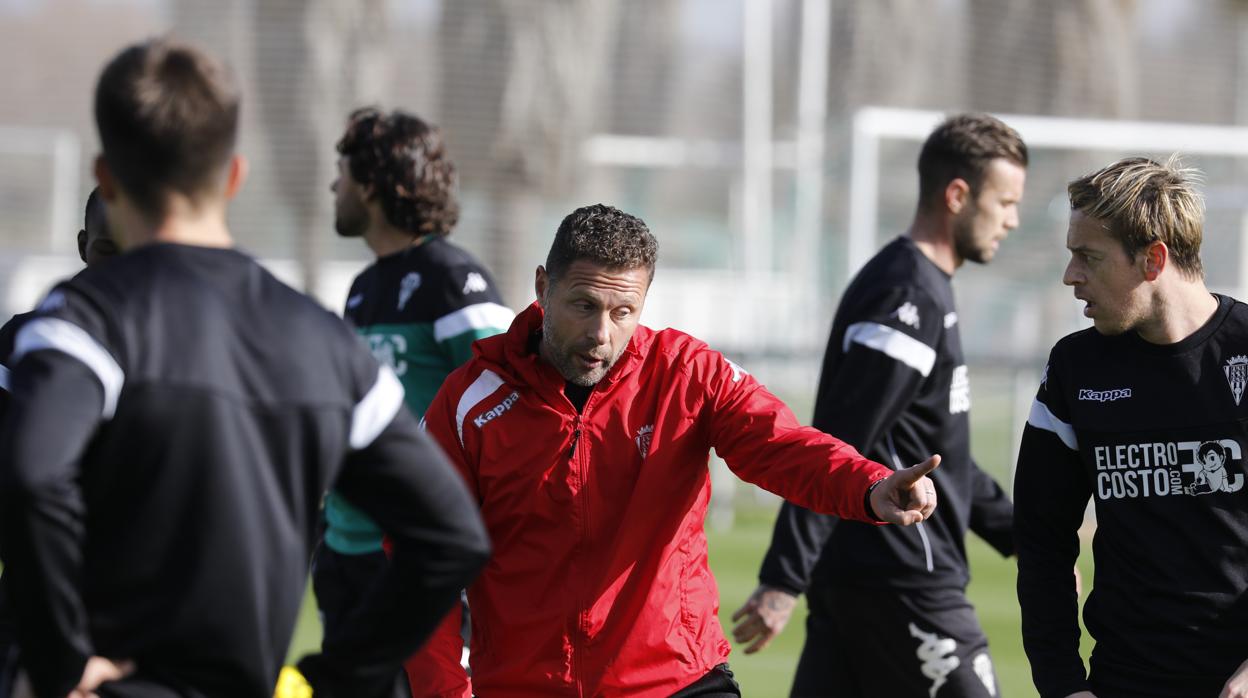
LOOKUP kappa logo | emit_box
[634,424,654,458]
[462,272,488,294]
[1078,387,1132,402]
[474,391,520,429]
[909,623,960,698]
[1225,355,1248,405]
[894,302,921,329]
[398,272,421,311]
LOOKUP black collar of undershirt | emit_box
[528,330,593,413]
[564,382,592,413]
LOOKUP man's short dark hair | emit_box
[545,204,658,284]
[94,38,240,215]
[917,113,1028,207]
[84,188,104,229]
[336,107,459,238]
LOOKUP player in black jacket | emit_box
[0,38,489,698]
[1016,157,1248,698]
[0,187,117,697]
[732,114,1025,697]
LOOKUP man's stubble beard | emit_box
[540,311,616,387]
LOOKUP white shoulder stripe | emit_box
[434,303,515,343]
[842,322,936,377]
[1027,398,1078,450]
[13,318,124,419]
[350,364,406,450]
[0,364,9,392]
[456,369,505,447]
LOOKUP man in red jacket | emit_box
[411,204,940,697]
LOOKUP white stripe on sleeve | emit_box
[434,303,515,343]
[350,364,406,450]
[1027,398,1079,450]
[0,364,9,392]
[455,369,505,447]
[13,318,125,419]
[842,322,937,377]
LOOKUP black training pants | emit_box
[790,585,999,698]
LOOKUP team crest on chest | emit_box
[1225,355,1248,406]
[635,424,654,458]
[398,272,422,311]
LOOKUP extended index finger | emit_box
[897,454,941,484]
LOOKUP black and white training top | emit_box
[0,243,489,698]
[759,237,1013,595]
[0,310,38,415]
[1016,293,1248,698]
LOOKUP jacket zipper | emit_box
[570,412,587,697]
[886,433,934,572]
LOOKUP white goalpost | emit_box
[0,126,82,317]
[0,125,81,254]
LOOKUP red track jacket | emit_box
[409,303,892,697]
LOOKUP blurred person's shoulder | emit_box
[863,236,935,283]
[66,243,359,354]
[0,310,38,365]
[844,237,946,308]
[420,236,489,269]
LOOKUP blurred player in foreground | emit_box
[0,37,489,698]
[0,188,118,698]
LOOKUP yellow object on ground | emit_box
[274,666,312,698]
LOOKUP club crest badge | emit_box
[635,424,654,458]
[397,272,421,311]
[1225,355,1248,405]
